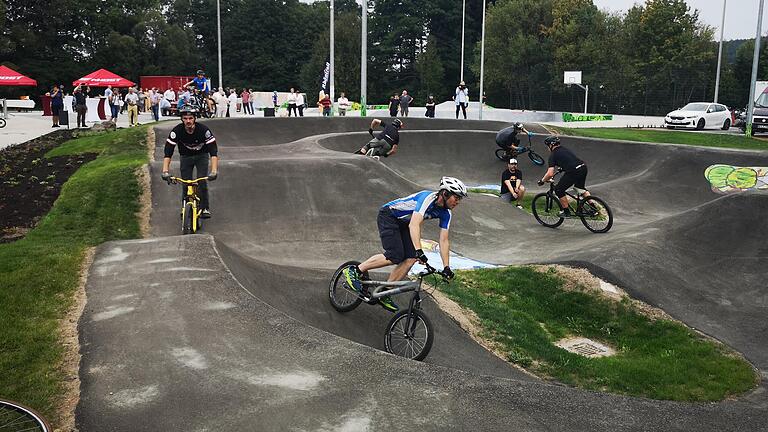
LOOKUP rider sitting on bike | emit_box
[343,177,467,312]
[161,107,219,218]
[496,122,532,156]
[355,118,402,157]
[500,158,525,209]
[537,136,589,217]
[185,70,210,95]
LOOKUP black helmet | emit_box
[544,136,561,147]
[196,69,205,76]
[392,118,403,128]
[179,106,197,116]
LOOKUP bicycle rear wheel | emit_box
[0,399,51,432]
[182,202,194,235]
[579,196,613,233]
[384,309,434,361]
[329,261,367,312]
[528,150,545,166]
[495,148,509,161]
[0,118,6,128]
[531,193,564,228]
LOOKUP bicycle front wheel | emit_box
[528,150,545,166]
[0,398,51,432]
[579,196,613,233]
[384,309,434,361]
[182,202,194,235]
[0,118,6,128]
[531,193,564,228]
[495,148,508,161]
[329,261,366,312]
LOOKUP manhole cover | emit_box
[555,337,615,358]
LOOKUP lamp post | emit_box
[478,0,486,120]
[460,0,466,82]
[714,0,727,103]
[216,0,223,90]
[330,0,335,116]
[747,0,765,136]
[361,0,368,117]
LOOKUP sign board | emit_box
[564,71,582,85]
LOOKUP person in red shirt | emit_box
[320,94,332,117]
[240,89,251,115]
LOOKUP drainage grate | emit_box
[555,337,615,358]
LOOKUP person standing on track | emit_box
[161,107,219,219]
[500,158,525,209]
[343,177,467,312]
[538,136,589,217]
[354,118,402,158]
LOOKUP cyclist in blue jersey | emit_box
[184,70,210,95]
[343,177,468,312]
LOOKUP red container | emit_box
[139,76,194,92]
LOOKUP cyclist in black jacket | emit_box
[538,136,589,217]
[355,118,403,157]
[161,107,219,218]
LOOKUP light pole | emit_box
[747,0,765,136]
[330,0,335,115]
[361,0,368,117]
[460,0,466,82]
[478,0,486,119]
[216,0,223,90]
[714,0,727,103]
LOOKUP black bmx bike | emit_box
[531,172,613,233]
[495,134,545,166]
[328,261,449,361]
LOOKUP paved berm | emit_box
[78,118,768,431]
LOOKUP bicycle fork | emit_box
[403,291,423,338]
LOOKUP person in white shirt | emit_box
[295,88,305,117]
[337,92,350,116]
[164,88,176,103]
[287,88,297,117]
[250,89,258,115]
[227,89,238,117]
[213,88,228,118]
[454,81,469,119]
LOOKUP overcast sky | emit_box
[592,0,766,41]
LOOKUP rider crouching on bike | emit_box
[161,107,219,218]
[355,118,402,157]
[538,136,589,217]
[500,158,525,209]
[496,122,532,156]
[343,177,467,312]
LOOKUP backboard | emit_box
[564,71,582,86]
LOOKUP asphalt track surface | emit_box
[78,117,768,430]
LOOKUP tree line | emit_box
[1,0,766,115]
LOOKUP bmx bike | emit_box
[328,261,449,361]
[0,398,51,431]
[495,134,545,166]
[0,118,6,128]
[531,171,613,233]
[166,176,211,235]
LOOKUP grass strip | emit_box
[444,266,758,401]
[549,127,768,151]
[0,126,149,422]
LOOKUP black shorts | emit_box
[377,208,416,264]
[555,165,588,198]
[51,105,61,116]
[496,135,520,150]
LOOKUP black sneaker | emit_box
[558,209,573,218]
[200,209,212,219]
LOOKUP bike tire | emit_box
[531,193,564,228]
[329,261,367,312]
[0,398,51,432]
[579,196,613,233]
[182,202,194,235]
[384,309,434,361]
[528,150,545,166]
[494,148,508,161]
[0,118,6,128]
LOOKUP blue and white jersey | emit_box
[383,190,452,230]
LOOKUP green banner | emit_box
[562,113,613,122]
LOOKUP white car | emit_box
[664,102,732,130]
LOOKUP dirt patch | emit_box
[54,247,93,431]
[0,131,97,243]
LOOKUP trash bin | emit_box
[264,107,275,117]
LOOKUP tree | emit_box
[416,35,445,103]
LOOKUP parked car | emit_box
[740,90,768,135]
[664,102,732,130]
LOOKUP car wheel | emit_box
[696,118,705,130]
[721,119,731,130]
[666,125,674,129]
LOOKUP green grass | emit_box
[469,188,534,214]
[0,126,149,423]
[443,266,758,401]
[550,127,768,151]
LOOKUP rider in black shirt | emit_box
[495,123,532,154]
[538,136,589,217]
[161,107,219,218]
[355,118,402,157]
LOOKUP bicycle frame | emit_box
[545,172,588,213]
[169,176,208,233]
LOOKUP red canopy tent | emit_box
[72,69,135,87]
[0,65,37,86]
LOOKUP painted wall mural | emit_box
[705,164,768,194]
[409,239,497,275]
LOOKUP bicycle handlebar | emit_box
[417,261,452,281]
[167,176,209,185]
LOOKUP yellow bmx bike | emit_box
[166,176,209,234]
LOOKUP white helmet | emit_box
[439,176,468,197]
